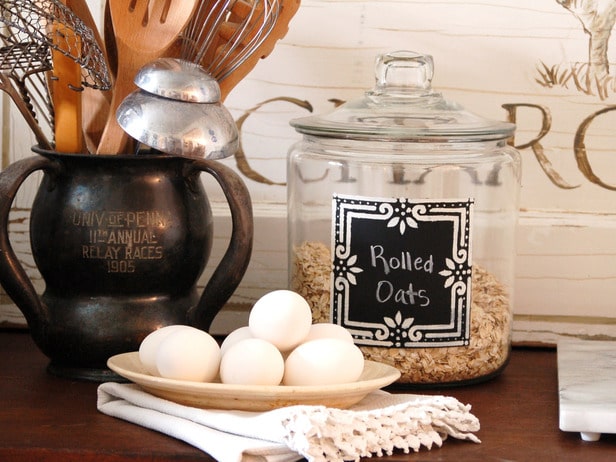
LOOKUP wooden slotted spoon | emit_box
[97,0,197,155]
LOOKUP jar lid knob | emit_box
[372,51,434,96]
[290,49,516,141]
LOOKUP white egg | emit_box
[156,326,221,382]
[248,290,312,352]
[219,338,284,385]
[220,326,254,356]
[283,338,365,386]
[302,323,354,344]
[139,325,191,376]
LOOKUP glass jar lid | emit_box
[290,51,514,142]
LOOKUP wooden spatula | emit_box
[64,0,112,153]
[50,21,85,153]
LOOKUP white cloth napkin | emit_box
[97,382,480,462]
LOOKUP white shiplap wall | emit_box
[2,0,616,343]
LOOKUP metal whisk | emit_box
[178,0,281,83]
[0,0,110,148]
[1,0,110,90]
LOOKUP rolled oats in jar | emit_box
[287,51,519,386]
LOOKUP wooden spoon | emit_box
[97,0,197,155]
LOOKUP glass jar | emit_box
[287,51,521,387]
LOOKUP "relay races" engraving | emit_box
[72,210,168,273]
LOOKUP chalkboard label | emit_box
[331,194,473,348]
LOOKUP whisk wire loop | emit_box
[178,0,281,82]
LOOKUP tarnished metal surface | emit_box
[0,149,252,381]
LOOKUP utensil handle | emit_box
[51,25,85,153]
[0,155,56,329]
[186,158,253,331]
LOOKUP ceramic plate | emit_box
[107,352,400,411]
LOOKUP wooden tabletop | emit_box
[1,330,615,461]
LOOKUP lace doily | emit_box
[280,394,481,462]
